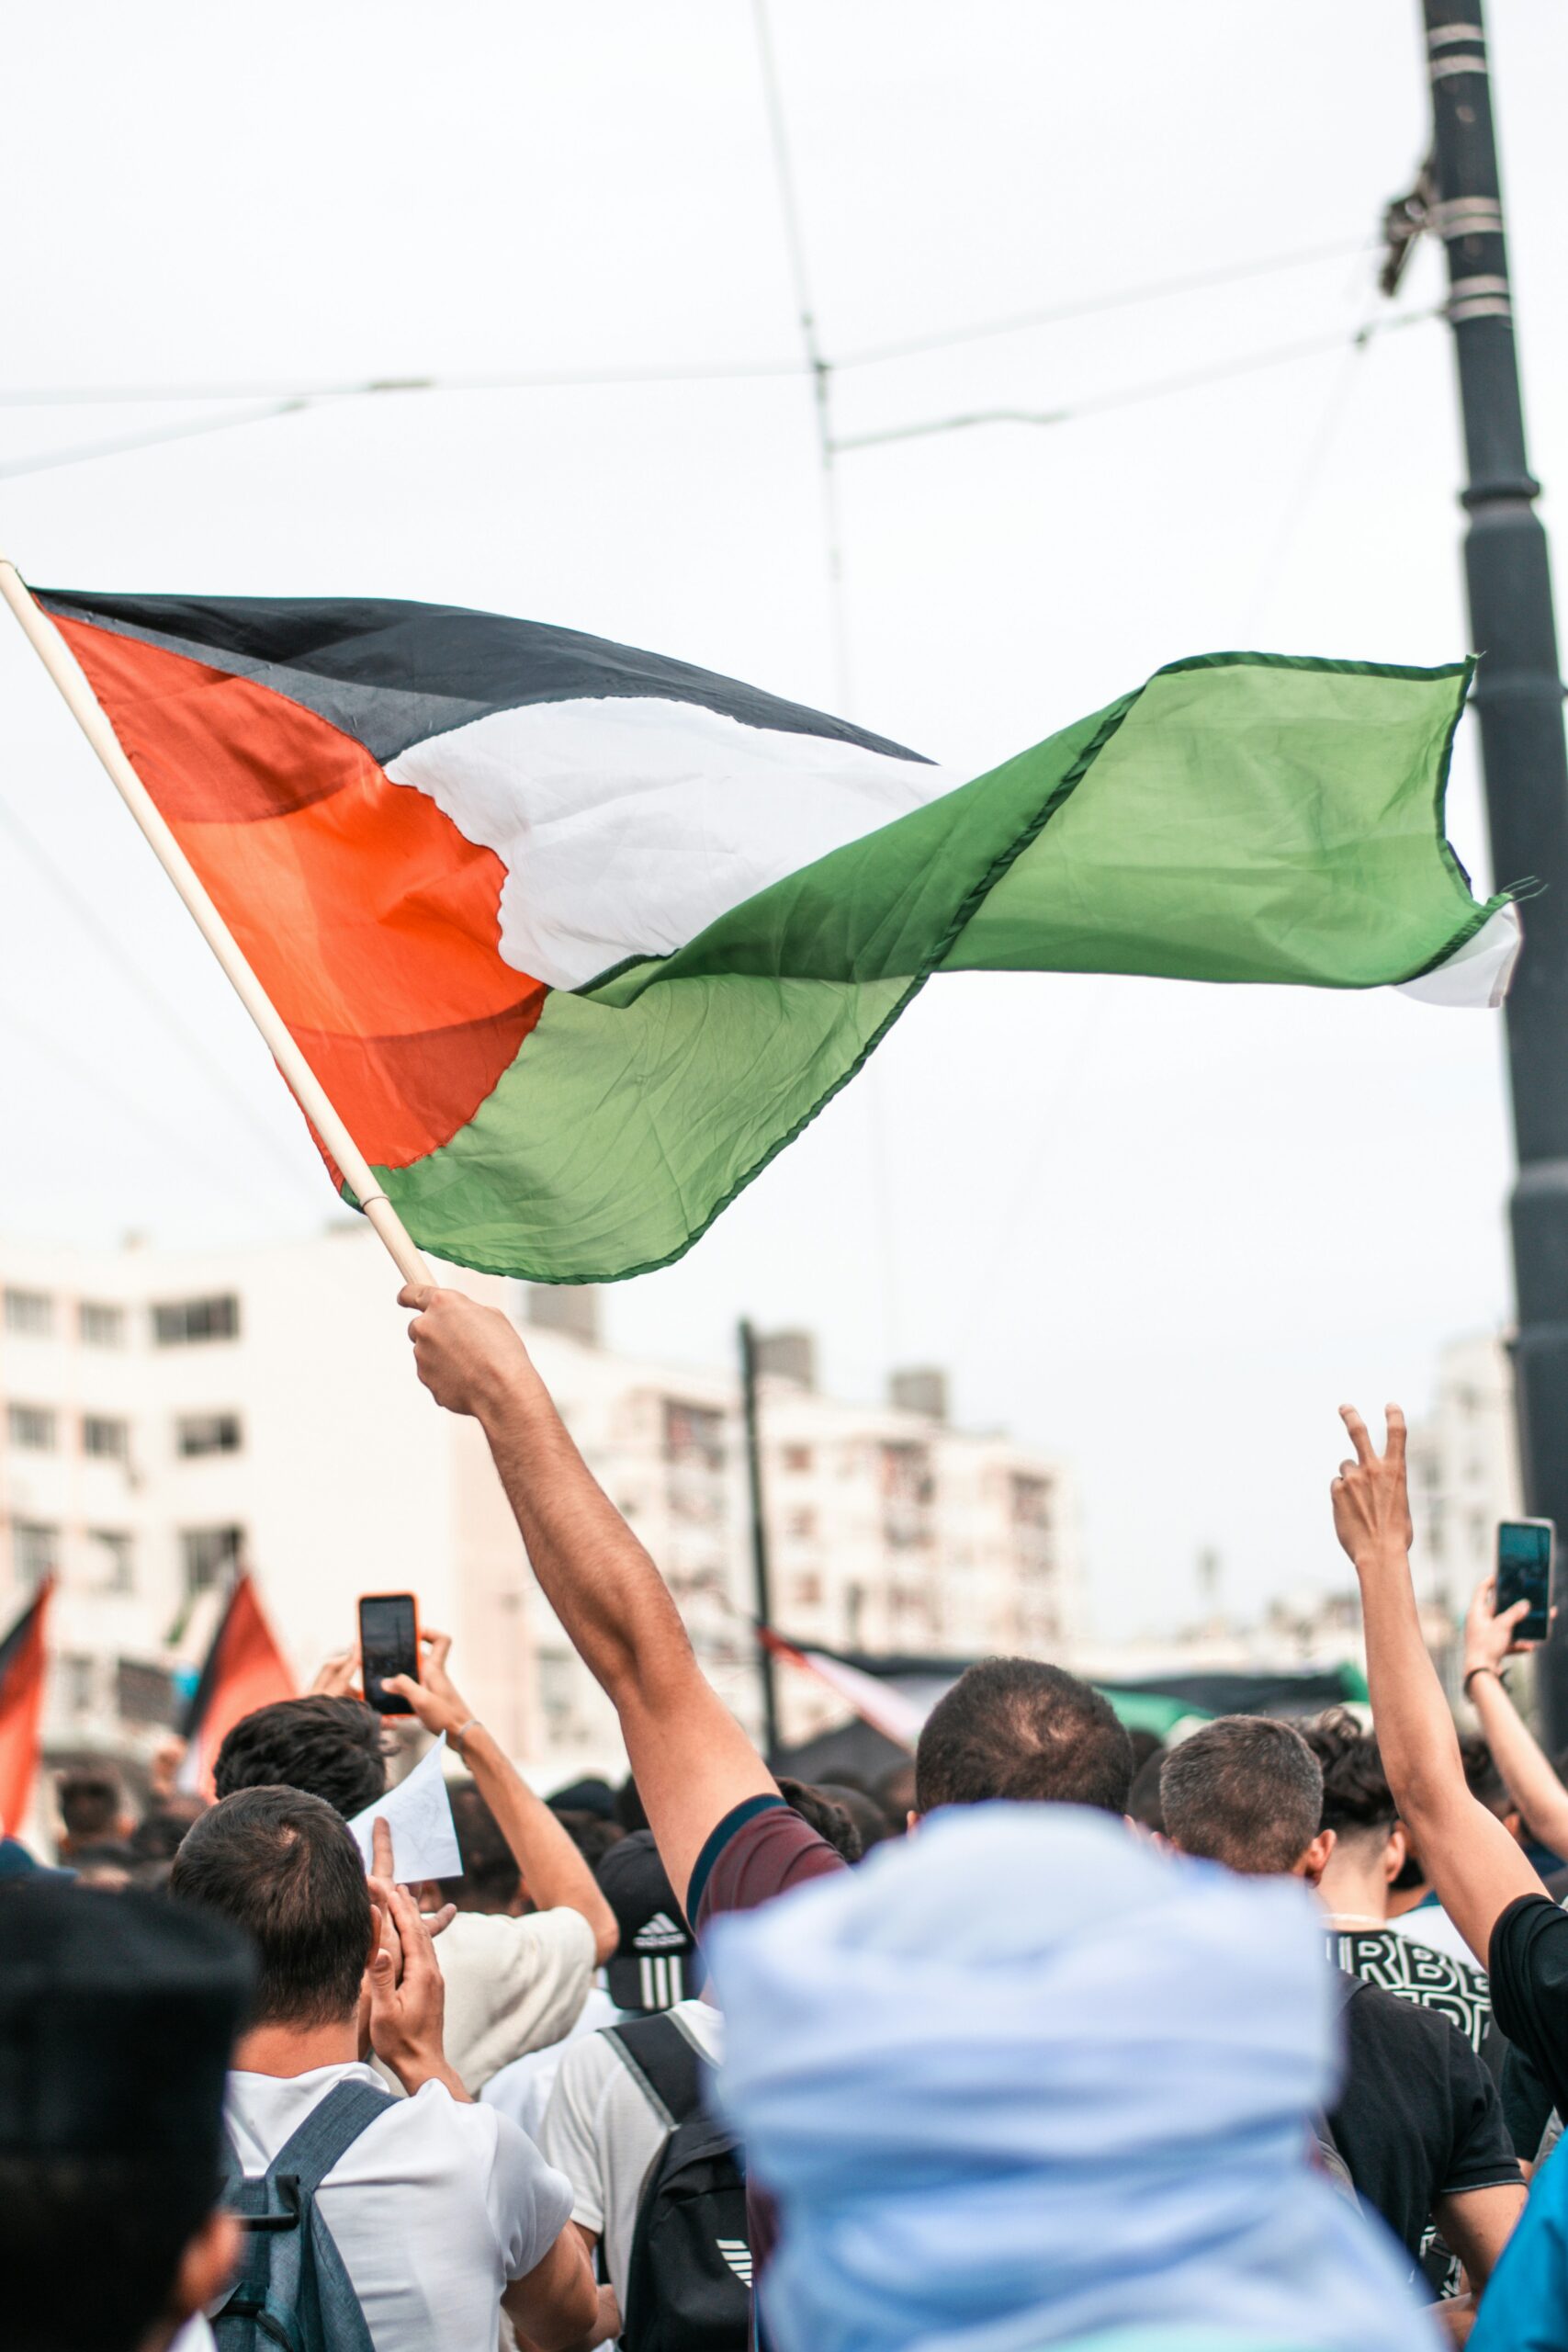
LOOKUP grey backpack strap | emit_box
[265,2079,397,2198]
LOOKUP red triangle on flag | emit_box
[181,1575,297,1799]
[0,1578,53,1836]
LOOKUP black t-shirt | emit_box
[1490,1894,1568,2121]
[1327,1970,1520,2267]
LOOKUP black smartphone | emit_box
[358,1592,421,1715]
[1495,1521,1554,1645]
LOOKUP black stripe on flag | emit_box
[35,589,932,769]
[0,1585,45,1690]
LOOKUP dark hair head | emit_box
[547,1777,617,1822]
[874,1759,917,1827]
[436,1782,522,1913]
[776,1778,864,1863]
[170,1786,372,2028]
[1160,1716,1324,1876]
[1461,1734,1511,1816]
[1126,1747,1168,1835]
[1301,1710,1396,1842]
[0,1879,252,2352]
[57,1770,120,1843]
[215,1695,386,1819]
[553,1810,626,1871]
[816,1781,897,1854]
[0,2153,220,2352]
[615,1777,649,1835]
[915,1658,1134,1815]
[130,1799,208,1864]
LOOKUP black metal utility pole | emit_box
[1415,7,1568,1736]
[739,1318,782,1759]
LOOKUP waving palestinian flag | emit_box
[35,585,1517,1282]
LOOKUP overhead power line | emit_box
[751,0,852,714]
[0,239,1374,412]
[0,307,1437,487]
[833,236,1371,368]
[829,307,1442,454]
[0,398,312,482]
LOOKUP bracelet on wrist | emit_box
[1462,1665,1504,1700]
[451,1716,480,1758]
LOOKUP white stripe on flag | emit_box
[386,696,958,991]
[1396,901,1522,1009]
[783,1646,929,1748]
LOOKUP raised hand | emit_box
[1330,1404,1414,1568]
[383,1627,473,1745]
[1464,1572,1536,1676]
[310,1645,362,1699]
[400,1283,534,1420]
[367,1872,465,2097]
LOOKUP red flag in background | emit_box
[179,1575,296,1799]
[0,1578,53,1834]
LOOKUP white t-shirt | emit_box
[537,1997,725,2313]
[1388,1903,1488,1970]
[482,1984,626,2142]
[432,1905,597,2094]
[224,2061,573,2352]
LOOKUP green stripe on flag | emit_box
[363,652,1503,1283]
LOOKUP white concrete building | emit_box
[0,1227,1079,1790]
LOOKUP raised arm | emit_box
[1334,1403,1543,1970]
[1460,1574,1568,1860]
[385,1632,616,1964]
[400,1287,776,1905]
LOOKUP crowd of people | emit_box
[7,1290,1568,2350]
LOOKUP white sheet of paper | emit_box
[347,1734,461,1882]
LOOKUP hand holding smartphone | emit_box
[1495,1521,1555,1645]
[358,1593,421,1715]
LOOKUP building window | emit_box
[7,1403,56,1452]
[12,1522,59,1589]
[89,1530,134,1593]
[180,1524,243,1594]
[79,1301,126,1347]
[663,1399,726,1471]
[82,1414,130,1461]
[785,1508,818,1542]
[782,1444,814,1476]
[152,1295,240,1346]
[4,1288,53,1338]
[62,1655,96,1716]
[176,1411,243,1458]
[791,1571,824,1608]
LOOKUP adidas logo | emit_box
[635,1911,687,1951]
[716,2239,753,2288]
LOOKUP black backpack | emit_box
[213,2077,395,2352]
[607,2012,750,2352]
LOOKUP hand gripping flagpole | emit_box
[0,558,434,1291]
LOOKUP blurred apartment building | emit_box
[1407,1331,1522,1617]
[0,1227,1079,1788]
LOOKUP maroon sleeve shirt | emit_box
[688,1792,849,2336]
[689,1792,849,1934]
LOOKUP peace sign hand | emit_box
[1330,1404,1414,1569]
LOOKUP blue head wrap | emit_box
[706,1805,1439,2352]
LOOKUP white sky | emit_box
[3,1,1566,1636]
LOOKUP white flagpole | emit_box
[0,558,434,1291]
